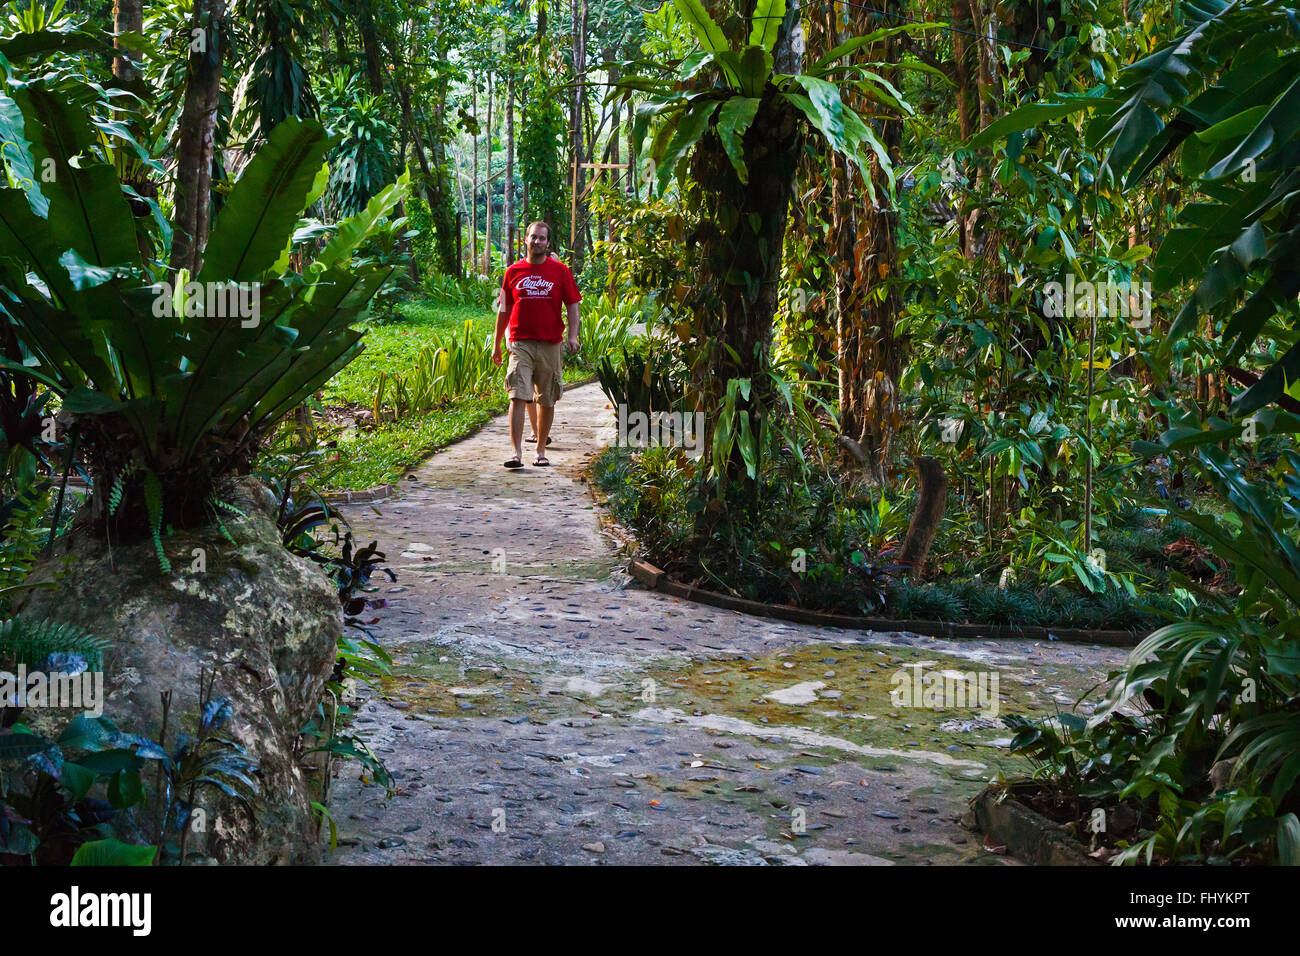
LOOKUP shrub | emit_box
[0,78,407,550]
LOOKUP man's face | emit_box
[526,227,549,259]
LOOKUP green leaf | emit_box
[716,97,760,184]
[314,168,411,272]
[1278,814,1300,867]
[58,714,113,750]
[966,99,1093,150]
[811,22,947,74]
[9,83,139,267]
[0,728,54,759]
[671,0,728,54]
[748,0,786,52]
[108,768,143,808]
[793,76,844,148]
[657,99,719,192]
[70,838,157,867]
[74,748,144,775]
[1206,74,1300,180]
[737,45,773,98]
[199,117,334,283]
[1194,104,1269,145]
[60,761,96,802]
[0,30,107,62]
[677,51,712,81]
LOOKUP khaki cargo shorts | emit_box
[505,338,564,406]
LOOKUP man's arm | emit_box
[492,280,510,365]
[564,302,580,354]
[492,309,510,365]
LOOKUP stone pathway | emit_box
[325,383,1127,866]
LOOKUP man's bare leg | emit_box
[526,400,539,441]
[535,403,555,456]
[509,398,527,462]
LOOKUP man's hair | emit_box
[525,220,550,238]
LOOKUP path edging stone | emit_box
[628,558,1143,647]
[967,786,1099,866]
[322,483,398,504]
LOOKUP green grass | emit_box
[324,299,491,407]
[311,293,600,490]
[321,393,508,490]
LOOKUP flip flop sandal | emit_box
[534,455,550,467]
[504,457,524,468]
[525,434,537,443]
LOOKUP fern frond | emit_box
[143,470,170,573]
[107,460,139,516]
[202,496,243,545]
[0,617,110,670]
[210,497,247,518]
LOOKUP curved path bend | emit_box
[326,382,1125,866]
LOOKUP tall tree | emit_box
[170,0,227,276]
[112,0,143,84]
[506,70,516,262]
[828,1,906,484]
[483,70,493,274]
[569,0,587,268]
[471,73,479,271]
[357,0,385,95]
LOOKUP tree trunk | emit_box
[170,0,226,277]
[420,88,460,276]
[358,1,384,96]
[607,50,619,244]
[829,1,904,486]
[506,72,516,264]
[569,0,587,268]
[483,72,493,275]
[537,0,548,64]
[687,0,803,483]
[112,0,143,84]
[628,124,636,201]
[899,457,947,579]
[689,90,803,481]
[471,77,479,272]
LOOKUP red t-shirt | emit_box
[500,257,581,343]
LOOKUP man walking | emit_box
[492,221,581,467]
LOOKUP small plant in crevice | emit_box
[148,669,260,865]
[1,656,257,866]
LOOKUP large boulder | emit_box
[18,478,340,864]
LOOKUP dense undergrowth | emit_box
[593,443,1203,630]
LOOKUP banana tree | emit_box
[0,75,408,565]
[612,0,917,491]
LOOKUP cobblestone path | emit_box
[326,383,1125,865]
